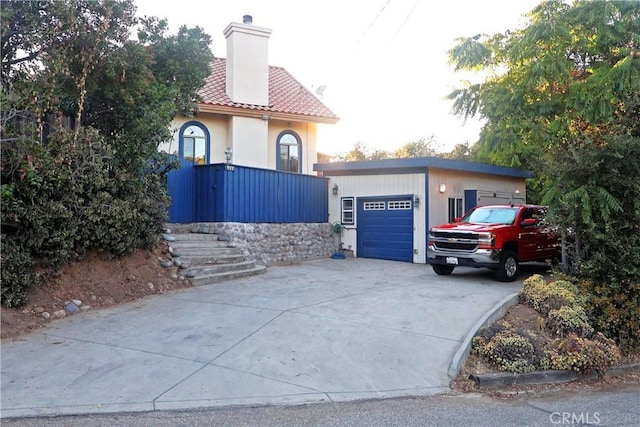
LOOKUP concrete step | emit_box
[163,233,229,242]
[187,260,257,277]
[190,265,267,286]
[165,224,195,234]
[168,241,236,250]
[176,253,246,265]
[170,246,242,256]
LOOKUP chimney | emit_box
[224,16,272,106]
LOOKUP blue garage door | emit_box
[357,197,414,262]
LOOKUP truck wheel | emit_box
[432,264,455,275]
[495,251,518,282]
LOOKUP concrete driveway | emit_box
[1,258,524,418]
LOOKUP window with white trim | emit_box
[388,200,412,210]
[341,197,354,225]
[277,131,301,173]
[448,197,463,222]
[180,122,208,164]
[363,201,385,210]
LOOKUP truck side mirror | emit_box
[521,218,537,227]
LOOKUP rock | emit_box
[41,312,51,319]
[90,295,97,302]
[163,234,176,241]
[80,305,91,311]
[65,302,80,313]
[33,306,45,314]
[147,282,154,290]
[160,260,173,268]
[170,251,181,258]
[53,310,66,318]
[185,271,196,278]
[171,273,178,279]
[72,299,82,307]
[178,262,189,269]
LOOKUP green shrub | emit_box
[542,333,621,375]
[0,237,40,307]
[579,279,640,354]
[520,274,578,315]
[472,321,542,374]
[538,295,572,317]
[547,305,594,337]
[0,129,170,307]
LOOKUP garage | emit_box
[315,156,532,264]
[357,196,414,262]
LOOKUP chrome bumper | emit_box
[427,245,501,267]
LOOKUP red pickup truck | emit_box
[427,204,561,281]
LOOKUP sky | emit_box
[134,0,542,156]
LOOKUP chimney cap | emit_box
[242,15,252,24]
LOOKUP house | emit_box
[314,157,531,263]
[161,15,339,264]
[159,15,339,175]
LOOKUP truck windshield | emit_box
[462,207,519,225]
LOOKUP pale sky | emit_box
[134,0,541,156]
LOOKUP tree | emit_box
[333,136,469,162]
[333,141,389,161]
[447,0,640,351]
[394,136,441,158]
[0,0,213,307]
[442,142,472,161]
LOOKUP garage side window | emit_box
[341,197,354,225]
[448,197,463,222]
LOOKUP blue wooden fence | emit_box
[167,157,195,223]
[168,163,329,223]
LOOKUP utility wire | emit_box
[355,0,392,46]
[392,0,419,41]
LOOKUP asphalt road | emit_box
[3,383,639,427]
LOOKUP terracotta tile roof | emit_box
[198,58,339,123]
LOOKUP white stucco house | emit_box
[159,15,339,176]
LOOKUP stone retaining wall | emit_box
[190,222,338,265]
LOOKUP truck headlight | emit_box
[478,232,496,247]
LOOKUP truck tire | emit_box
[495,250,518,282]
[432,264,455,275]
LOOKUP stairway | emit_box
[163,225,266,286]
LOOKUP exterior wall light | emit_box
[414,195,420,207]
[224,147,234,171]
[439,184,446,193]
[332,183,339,195]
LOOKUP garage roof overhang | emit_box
[313,157,534,179]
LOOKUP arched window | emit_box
[277,131,301,173]
[179,121,209,165]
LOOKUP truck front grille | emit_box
[430,231,479,252]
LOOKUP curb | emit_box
[447,292,520,379]
[470,362,640,388]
